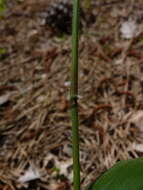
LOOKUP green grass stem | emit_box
[70,0,80,189]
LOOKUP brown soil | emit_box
[1,0,143,189]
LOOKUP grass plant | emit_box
[0,0,6,13]
[70,0,80,189]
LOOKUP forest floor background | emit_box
[1,0,143,189]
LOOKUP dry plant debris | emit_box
[1,0,143,189]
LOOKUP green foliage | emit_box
[139,37,143,43]
[0,47,6,54]
[83,0,92,10]
[87,158,143,190]
[0,48,7,60]
[0,0,6,13]
[52,167,60,173]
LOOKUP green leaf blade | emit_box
[0,0,6,13]
[88,158,143,190]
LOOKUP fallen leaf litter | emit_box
[1,0,143,189]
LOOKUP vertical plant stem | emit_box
[71,0,80,189]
